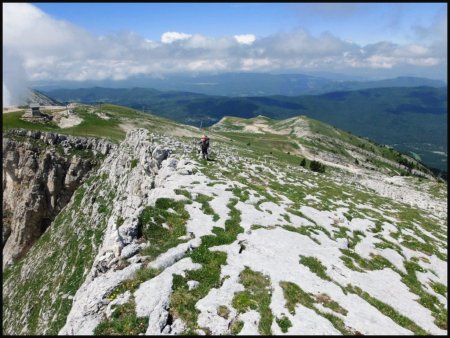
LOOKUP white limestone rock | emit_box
[105,291,131,318]
[59,263,141,335]
[152,146,170,167]
[187,280,200,290]
[120,243,140,260]
[135,258,201,335]
[148,238,201,270]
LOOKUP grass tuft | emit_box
[345,284,428,335]
[230,320,244,334]
[299,255,332,281]
[217,305,230,319]
[130,159,138,169]
[94,300,147,335]
[169,198,243,332]
[138,198,190,260]
[232,267,273,335]
[280,281,354,334]
[276,315,292,333]
[194,193,219,220]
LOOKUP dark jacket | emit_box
[199,138,209,150]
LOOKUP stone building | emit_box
[30,103,41,117]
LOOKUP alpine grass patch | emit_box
[232,187,250,202]
[138,198,190,260]
[312,293,348,315]
[230,320,244,334]
[279,281,314,315]
[94,300,148,335]
[347,230,366,249]
[130,159,138,169]
[276,315,292,333]
[174,189,193,200]
[339,249,394,272]
[232,267,273,335]
[194,193,220,221]
[401,260,447,330]
[299,255,332,281]
[282,224,321,244]
[107,267,161,301]
[429,281,447,298]
[169,198,243,332]
[279,281,355,334]
[217,305,230,319]
[345,284,428,335]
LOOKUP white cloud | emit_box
[161,31,192,44]
[3,83,11,107]
[186,59,228,72]
[240,58,271,71]
[2,2,447,102]
[3,47,29,105]
[403,44,429,56]
[366,55,396,69]
[234,34,256,45]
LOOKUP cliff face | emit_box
[2,129,115,268]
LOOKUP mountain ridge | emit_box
[33,73,446,97]
[42,86,448,172]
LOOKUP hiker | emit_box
[199,134,210,160]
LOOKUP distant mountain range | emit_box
[43,85,447,172]
[33,73,446,97]
[26,89,63,106]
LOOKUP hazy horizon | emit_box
[3,2,447,105]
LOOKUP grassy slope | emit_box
[3,103,200,142]
[210,115,434,178]
[2,174,113,335]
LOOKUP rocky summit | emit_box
[2,105,447,335]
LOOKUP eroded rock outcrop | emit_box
[59,128,198,335]
[2,129,115,268]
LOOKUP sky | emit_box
[3,2,448,105]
